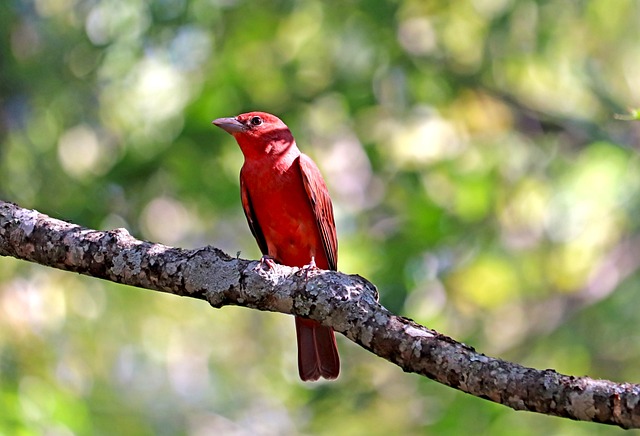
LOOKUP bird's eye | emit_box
[250,116,263,126]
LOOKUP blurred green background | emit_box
[2,0,640,434]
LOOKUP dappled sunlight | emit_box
[33,0,78,18]
[1,272,67,334]
[508,58,600,118]
[447,254,521,310]
[397,17,438,57]
[385,108,466,168]
[542,143,634,290]
[140,196,195,246]
[99,57,190,147]
[126,59,191,123]
[57,124,117,179]
[547,143,634,242]
[85,0,150,46]
[446,91,514,135]
[499,177,550,249]
[545,243,601,292]
[440,4,487,72]
[276,1,324,62]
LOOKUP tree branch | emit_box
[1,199,639,429]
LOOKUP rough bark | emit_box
[1,199,639,429]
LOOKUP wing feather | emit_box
[297,154,338,271]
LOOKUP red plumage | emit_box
[212,111,340,381]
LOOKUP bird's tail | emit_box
[295,317,340,381]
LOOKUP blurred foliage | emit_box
[1,0,640,434]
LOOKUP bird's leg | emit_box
[255,254,277,271]
[305,256,317,269]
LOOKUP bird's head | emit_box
[212,111,296,160]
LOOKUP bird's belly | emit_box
[250,176,325,268]
[261,199,320,267]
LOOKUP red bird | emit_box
[212,111,340,381]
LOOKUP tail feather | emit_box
[295,317,340,381]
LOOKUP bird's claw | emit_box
[299,256,318,280]
[255,254,277,271]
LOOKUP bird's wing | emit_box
[297,154,338,271]
[240,170,269,256]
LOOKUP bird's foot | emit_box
[255,254,277,271]
[299,256,318,280]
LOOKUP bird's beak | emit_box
[212,117,246,134]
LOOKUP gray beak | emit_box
[212,117,246,134]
